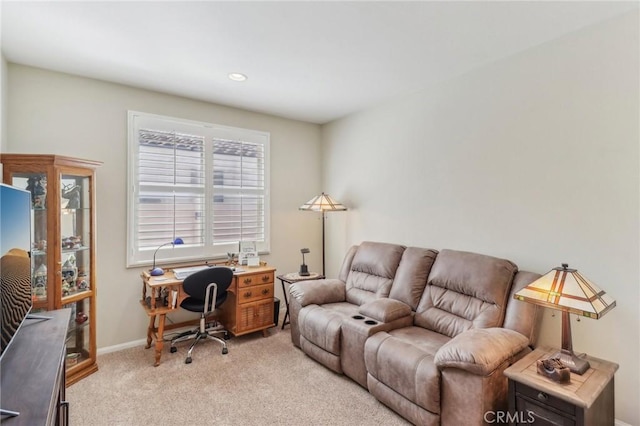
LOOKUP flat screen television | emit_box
[0,183,33,359]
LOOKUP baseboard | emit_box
[615,420,631,426]
[97,338,148,355]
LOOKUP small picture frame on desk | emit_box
[238,241,257,266]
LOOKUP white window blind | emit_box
[212,138,265,244]
[127,111,270,268]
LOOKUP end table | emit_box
[277,272,324,329]
[504,346,618,426]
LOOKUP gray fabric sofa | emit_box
[288,241,541,426]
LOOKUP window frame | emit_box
[126,111,270,268]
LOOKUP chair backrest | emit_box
[182,267,234,310]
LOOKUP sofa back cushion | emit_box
[414,249,517,338]
[338,245,359,283]
[504,271,542,346]
[345,241,406,305]
[389,247,439,310]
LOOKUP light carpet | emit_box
[67,325,409,425]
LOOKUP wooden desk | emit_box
[141,265,276,366]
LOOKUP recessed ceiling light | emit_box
[228,73,247,82]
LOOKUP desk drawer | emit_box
[238,283,273,304]
[238,271,274,288]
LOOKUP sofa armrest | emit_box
[359,299,412,323]
[289,279,346,307]
[434,328,529,375]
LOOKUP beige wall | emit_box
[322,12,639,424]
[6,64,323,349]
[0,1,5,152]
[1,53,7,152]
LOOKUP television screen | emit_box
[0,183,33,358]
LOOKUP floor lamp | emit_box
[299,192,347,276]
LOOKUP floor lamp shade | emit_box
[514,263,616,374]
[299,192,347,276]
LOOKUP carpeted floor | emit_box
[67,325,409,425]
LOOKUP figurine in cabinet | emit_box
[26,175,46,209]
[62,183,80,209]
[33,264,47,297]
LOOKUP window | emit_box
[127,111,270,267]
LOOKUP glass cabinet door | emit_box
[63,298,92,366]
[10,173,49,309]
[60,175,92,300]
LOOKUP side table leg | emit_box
[145,315,155,349]
[281,279,290,330]
[153,314,166,367]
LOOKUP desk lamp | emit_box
[299,192,347,276]
[299,248,310,276]
[150,238,184,276]
[514,263,615,374]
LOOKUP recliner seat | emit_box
[293,241,406,373]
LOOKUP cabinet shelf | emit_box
[1,153,102,386]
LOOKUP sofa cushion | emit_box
[345,242,405,305]
[365,327,451,414]
[298,302,359,355]
[359,299,412,323]
[415,249,517,338]
[389,247,438,310]
[290,279,346,307]
[434,328,530,375]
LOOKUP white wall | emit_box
[322,11,639,425]
[6,64,323,349]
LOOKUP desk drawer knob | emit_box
[262,288,269,295]
[262,275,269,282]
[244,278,252,285]
[537,392,548,402]
[244,291,252,298]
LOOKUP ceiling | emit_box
[2,1,637,124]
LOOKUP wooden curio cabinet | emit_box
[1,154,102,385]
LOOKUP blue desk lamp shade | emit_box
[150,238,184,276]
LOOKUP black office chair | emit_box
[169,266,233,364]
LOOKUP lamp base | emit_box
[550,348,590,375]
[299,264,310,276]
[150,267,165,276]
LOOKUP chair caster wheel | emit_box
[170,346,177,353]
[222,347,228,355]
[185,357,192,364]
